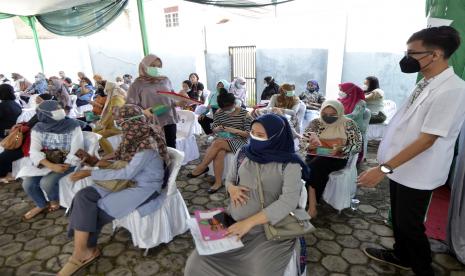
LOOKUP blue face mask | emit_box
[146,66,162,77]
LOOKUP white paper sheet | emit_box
[187,218,243,256]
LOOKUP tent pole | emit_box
[27,16,44,73]
[137,0,150,56]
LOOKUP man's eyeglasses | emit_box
[404,51,433,57]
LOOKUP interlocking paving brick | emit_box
[5,250,33,267]
[434,253,465,270]
[24,237,49,251]
[15,229,37,242]
[341,248,368,264]
[6,222,29,234]
[37,224,63,237]
[316,240,342,255]
[369,224,393,237]
[307,247,323,262]
[379,236,395,249]
[0,233,14,246]
[330,223,353,235]
[102,242,126,257]
[35,245,60,260]
[335,235,360,248]
[321,255,349,273]
[31,218,54,230]
[107,267,134,276]
[313,228,336,240]
[133,260,161,275]
[46,254,71,272]
[349,265,378,276]
[14,260,42,275]
[369,261,397,274]
[0,242,22,256]
[353,229,378,242]
[307,263,328,276]
[347,218,370,230]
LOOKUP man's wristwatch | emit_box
[379,164,394,174]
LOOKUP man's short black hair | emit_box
[64,77,72,84]
[407,26,460,59]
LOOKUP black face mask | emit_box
[322,115,338,124]
[399,53,433,73]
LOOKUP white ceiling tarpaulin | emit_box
[0,0,100,16]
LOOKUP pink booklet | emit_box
[194,208,228,241]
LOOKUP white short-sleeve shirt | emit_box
[378,67,465,190]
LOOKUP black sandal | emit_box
[187,167,209,178]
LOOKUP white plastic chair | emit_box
[56,132,102,209]
[176,110,200,165]
[361,109,371,161]
[112,148,189,255]
[322,153,359,212]
[296,101,306,134]
[26,94,39,109]
[16,108,36,123]
[68,95,79,118]
[207,152,235,180]
[107,134,123,152]
[367,100,397,141]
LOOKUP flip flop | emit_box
[22,207,46,221]
[47,202,61,212]
[57,249,100,276]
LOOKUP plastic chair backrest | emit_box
[167,147,185,195]
[359,108,371,135]
[345,153,359,170]
[384,100,397,122]
[27,94,39,109]
[177,110,195,138]
[82,131,102,157]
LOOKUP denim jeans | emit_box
[22,167,74,208]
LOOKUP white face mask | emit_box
[338,92,347,98]
[362,84,368,90]
[250,133,268,141]
[51,109,66,121]
[116,81,123,85]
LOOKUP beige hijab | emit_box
[137,54,168,83]
[318,100,350,141]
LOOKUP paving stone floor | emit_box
[0,138,464,275]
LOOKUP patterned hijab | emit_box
[113,104,169,163]
[137,54,168,84]
[338,82,365,114]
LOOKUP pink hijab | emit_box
[338,82,365,114]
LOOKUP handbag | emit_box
[44,149,69,164]
[93,161,136,192]
[0,126,24,150]
[255,163,315,241]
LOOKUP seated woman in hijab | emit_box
[185,113,310,276]
[22,100,84,220]
[338,82,367,132]
[0,94,53,183]
[93,82,126,154]
[24,73,48,95]
[48,77,72,111]
[299,80,325,111]
[229,77,247,107]
[58,104,169,276]
[187,90,252,194]
[0,84,22,138]
[301,100,362,217]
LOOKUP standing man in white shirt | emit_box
[358,26,465,276]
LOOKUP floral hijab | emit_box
[113,104,169,163]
